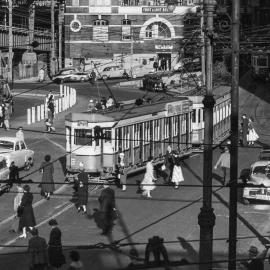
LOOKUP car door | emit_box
[13,141,24,168]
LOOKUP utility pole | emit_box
[8,0,13,84]
[50,0,56,76]
[130,28,134,78]
[198,1,216,270]
[28,2,35,52]
[200,3,206,86]
[58,3,65,69]
[228,0,240,269]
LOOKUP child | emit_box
[67,251,84,270]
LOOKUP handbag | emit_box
[17,205,24,217]
[161,164,166,171]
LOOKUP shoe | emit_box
[19,234,26,238]
[174,186,179,189]
[83,211,87,215]
[77,207,82,213]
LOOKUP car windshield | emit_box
[253,165,270,175]
[0,140,14,150]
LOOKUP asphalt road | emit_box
[0,76,270,270]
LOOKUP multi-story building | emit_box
[64,0,200,74]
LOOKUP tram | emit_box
[251,51,270,81]
[65,97,193,180]
[190,91,231,147]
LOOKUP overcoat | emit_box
[18,192,36,231]
[141,162,156,192]
[28,235,48,266]
[40,161,55,193]
[48,226,65,268]
[77,171,88,205]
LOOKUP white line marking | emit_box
[0,184,69,227]
[43,134,65,151]
[0,203,73,251]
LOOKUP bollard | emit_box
[62,97,66,110]
[31,107,36,123]
[55,100,59,114]
[64,85,67,97]
[37,106,41,122]
[27,108,31,125]
[60,84,63,97]
[58,99,62,113]
[40,104,45,120]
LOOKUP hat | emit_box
[23,184,30,192]
[48,219,58,226]
[249,246,258,256]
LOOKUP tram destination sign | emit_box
[165,100,190,116]
[142,7,172,13]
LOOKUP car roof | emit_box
[0,137,20,143]
[251,160,270,167]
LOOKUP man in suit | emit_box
[28,228,48,270]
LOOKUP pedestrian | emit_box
[39,155,55,200]
[214,147,230,186]
[48,219,66,270]
[28,228,48,270]
[163,145,174,184]
[247,117,259,145]
[94,184,117,235]
[141,156,156,198]
[16,126,25,141]
[47,97,55,122]
[0,103,4,127]
[241,114,249,146]
[100,97,107,109]
[240,245,269,270]
[67,251,84,270]
[9,184,24,233]
[87,99,95,112]
[38,67,45,82]
[18,184,36,238]
[171,156,184,189]
[9,161,19,188]
[3,103,10,130]
[76,162,88,214]
[106,96,115,108]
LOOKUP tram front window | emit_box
[74,129,93,146]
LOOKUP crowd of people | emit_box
[87,96,115,112]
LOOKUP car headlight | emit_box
[5,157,10,167]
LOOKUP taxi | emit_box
[243,160,270,202]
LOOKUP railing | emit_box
[0,24,51,37]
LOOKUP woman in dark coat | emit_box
[48,219,66,269]
[77,163,88,214]
[18,185,36,238]
[39,155,55,200]
[94,184,116,235]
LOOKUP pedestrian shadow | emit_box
[212,172,224,186]
[58,155,67,175]
[177,236,198,262]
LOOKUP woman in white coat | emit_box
[171,156,184,189]
[141,157,156,198]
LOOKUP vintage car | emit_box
[0,155,10,194]
[243,160,270,202]
[0,137,34,170]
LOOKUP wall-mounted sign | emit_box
[165,100,190,116]
[70,19,82,32]
[155,45,173,50]
[142,7,172,13]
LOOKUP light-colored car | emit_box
[99,66,128,80]
[0,155,10,193]
[0,137,34,170]
[52,67,78,83]
[67,72,90,82]
[243,160,270,202]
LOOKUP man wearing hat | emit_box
[240,245,269,270]
[214,146,230,186]
[28,228,48,270]
[76,162,89,214]
[48,219,66,269]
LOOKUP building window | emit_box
[72,0,79,6]
[122,19,131,40]
[93,20,109,41]
[145,22,171,39]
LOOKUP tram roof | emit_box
[65,96,190,123]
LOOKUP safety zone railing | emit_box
[27,85,76,125]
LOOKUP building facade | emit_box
[64,0,200,74]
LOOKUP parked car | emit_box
[0,155,10,194]
[98,66,128,80]
[243,160,270,202]
[0,137,34,170]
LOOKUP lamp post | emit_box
[197,1,216,270]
